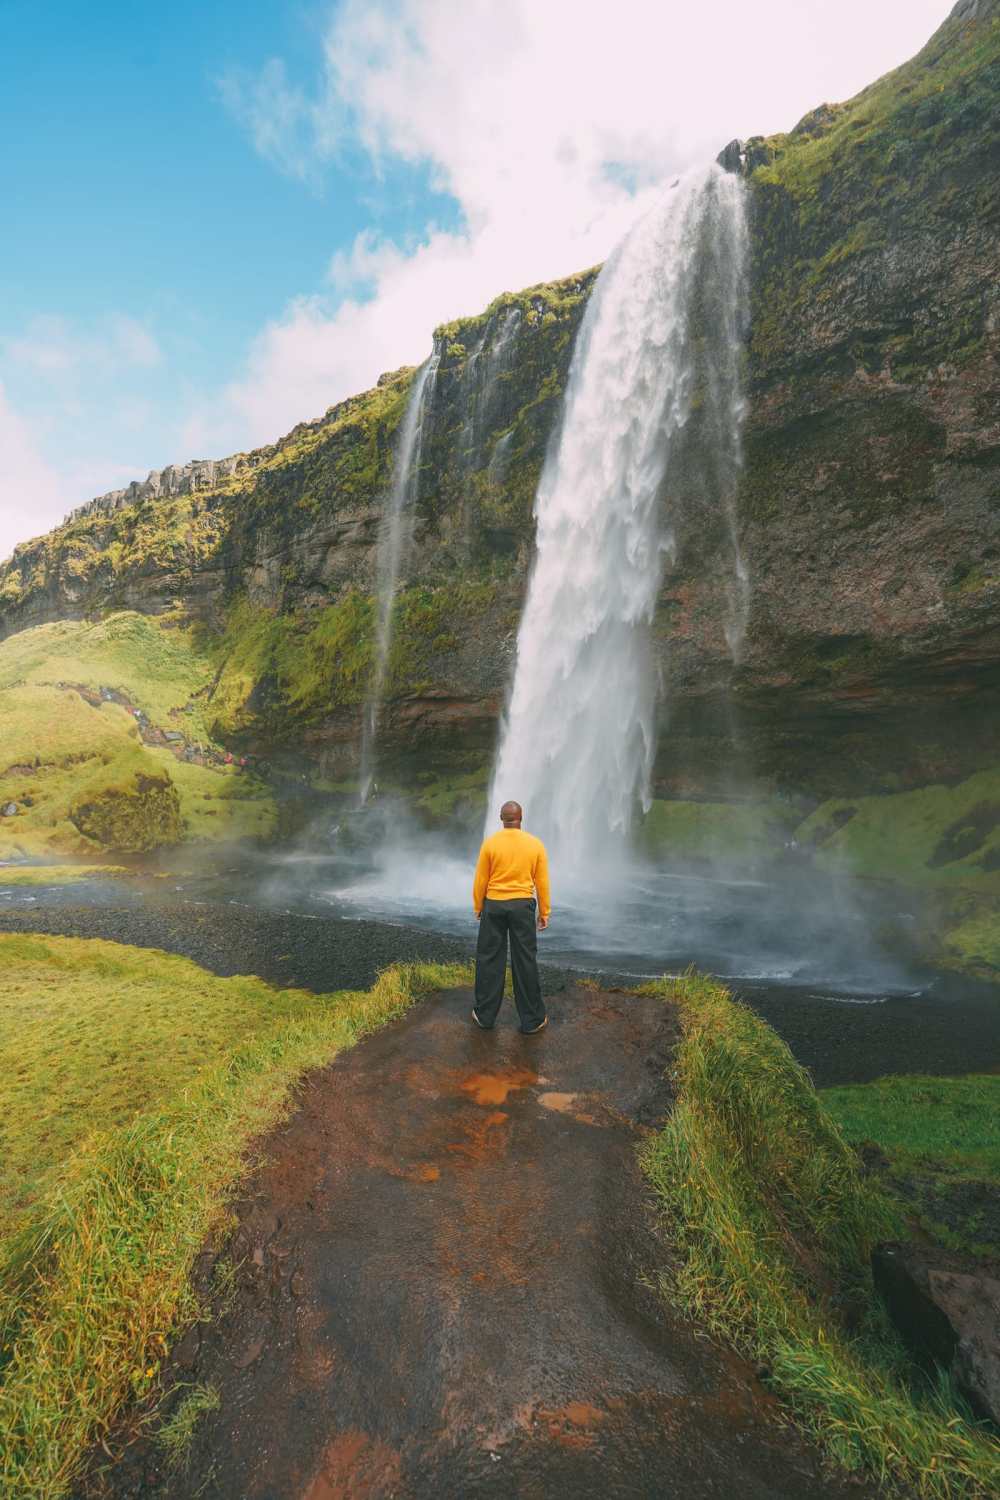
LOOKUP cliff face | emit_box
[2,2,998,808]
[720,0,1000,798]
[0,273,595,767]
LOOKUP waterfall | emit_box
[358,354,439,803]
[489,165,748,867]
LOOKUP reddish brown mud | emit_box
[83,986,872,1500]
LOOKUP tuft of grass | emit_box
[0,939,471,1499]
[640,971,1000,1498]
[155,1384,220,1471]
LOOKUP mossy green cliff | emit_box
[1,3,999,969]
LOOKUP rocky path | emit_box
[84,984,869,1500]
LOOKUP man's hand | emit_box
[474,910,482,922]
[538,913,549,931]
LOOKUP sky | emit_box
[0,0,952,561]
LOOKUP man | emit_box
[472,800,550,1034]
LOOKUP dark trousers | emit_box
[474,898,546,1031]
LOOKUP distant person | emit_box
[472,800,550,1034]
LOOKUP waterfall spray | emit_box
[489,165,749,868]
[358,354,439,804]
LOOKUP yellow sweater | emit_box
[473,828,551,919]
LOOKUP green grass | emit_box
[0,614,275,859]
[795,770,1000,977]
[939,896,1000,976]
[822,1074,1000,1257]
[0,864,127,886]
[640,798,796,864]
[798,768,1000,893]
[412,764,492,822]
[0,614,216,734]
[0,934,472,1498]
[751,7,1000,215]
[640,972,1000,1497]
[433,266,596,346]
[822,1075,1000,1178]
[0,933,336,1234]
[155,1384,220,1472]
[153,751,274,844]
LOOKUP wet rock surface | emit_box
[81,985,869,1499]
[872,1242,1000,1424]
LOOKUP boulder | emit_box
[716,138,744,174]
[873,1242,1000,1424]
[69,768,182,852]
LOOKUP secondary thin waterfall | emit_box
[489,165,748,868]
[359,355,439,803]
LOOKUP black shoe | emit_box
[520,1016,548,1035]
[471,1009,494,1030]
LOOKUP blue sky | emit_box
[0,0,951,559]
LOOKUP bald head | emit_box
[500,800,523,828]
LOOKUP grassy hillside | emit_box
[0,933,470,1498]
[799,771,1000,975]
[747,0,1000,373]
[0,614,274,862]
[642,972,1000,1498]
[823,1072,1000,1259]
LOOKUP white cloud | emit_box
[5,314,162,378]
[5,316,82,374]
[217,57,340,188]
[0,382,68,562]
[0,311,168,562]
[212,0,950,447]
[109,315,162,369]
[2,0,954,558]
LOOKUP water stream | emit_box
[489,166,749,869]
[358,354,440,803]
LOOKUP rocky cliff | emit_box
[2,2,998,823]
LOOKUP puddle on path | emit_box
[539,1091,577,1112]
[458,1066,537,1106]
[538,1090,604,1126]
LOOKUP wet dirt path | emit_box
[85,985,871,1499]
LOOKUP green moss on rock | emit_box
[640,798,797,865]
[69,767,182,852]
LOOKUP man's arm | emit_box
[472,842,491,918]
[534,843,551,930]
